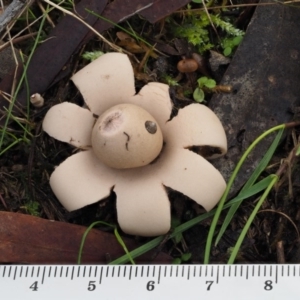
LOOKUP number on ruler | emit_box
[146,281,155,291]
[87,281,96,291]
[29,281,38,291]
[264,280,273,291]
[206,281,214,291]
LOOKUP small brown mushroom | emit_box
[177,58,198,73]
[92,103,163,169]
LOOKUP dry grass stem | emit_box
[258,209,300,239]
[37,0,55,28]
[42,0,125,54]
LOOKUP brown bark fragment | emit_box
[0,211,171,264]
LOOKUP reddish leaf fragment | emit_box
[0,212,171,264]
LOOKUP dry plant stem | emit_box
[0,193,8,210]
[0,92,29,118]
[150,232,172,261]
[287,156,293,198]
[0,1,54,42]
[283,0,300,3]
[258,209,300,239]
[138,47,152,73]
[274,142,298,196]
[27,123,42,203]
[0,0,34,34]
[6,28,19,104]
[201,0,219,40]
[42,0,124,53]
[0,32,37,51]
[276,241,285,263]
[275,144,298,178]
[176,2,276,14]
[37,0,55,28]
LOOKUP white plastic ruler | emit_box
[0,264,299,299]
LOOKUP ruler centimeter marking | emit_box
[1,264,300,300]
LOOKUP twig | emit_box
[201,0,220,41]
[0,32,37,51]
[276,241,285,263]
[258,209,300,239]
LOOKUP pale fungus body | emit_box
[30,93,44,108]
[43,53,228,237]
[92,103,163,169]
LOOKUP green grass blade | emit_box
[204,124,285,264]
[214,128,284,246]
[296,144,300,156]
[227,174,279,264]
[109,175,273,265]
[77,221,115,264]
[3,107,33,138]
[172,176,273,234]
[0,12,47,152]
[0,139,23,156]
[109,236,165,265]
[86,9,154,50]
[114,228,135,265]
[77,221,134,265]
[226,176,274,205]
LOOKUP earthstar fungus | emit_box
[43,53,227,237]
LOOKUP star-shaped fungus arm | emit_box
[71,53,136,116]
[159,147,226,212]
[128,82,172,128]
[114,175,171,237]
[164,104,227,159]
[50,151,116,211]
[42,102,95,148]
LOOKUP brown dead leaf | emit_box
[116,31,158,58]
[0,211,171,264]
[118,40,145,54]
[116,31,144,54]
[116,31,135,42]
